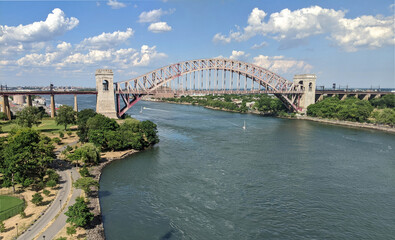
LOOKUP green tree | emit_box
[140,120,159,146]
[67,143,100,166]
[46,179,57,188]
[31,192,43,206]
[65,197,94,228]
[0,221,5,233]
[66,225,76,236]
[43,189,50,196]
[1,128,55,192]
[73,177,99,195]
[372,108,395,126]
[76,109,97,142]
[16,106,43,128]
[56,105,76,130]
[86,114,119,148]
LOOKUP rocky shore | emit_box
[86,149,138,240]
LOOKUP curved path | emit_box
[18,142,80,240]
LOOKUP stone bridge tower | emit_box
[294,74,316,112]
[96,69,118,119]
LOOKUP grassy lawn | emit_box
[0,195,24,213]
[1,118,76,134]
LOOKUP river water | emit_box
[49,95,395,239]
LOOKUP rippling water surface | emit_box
[50,96,395,239]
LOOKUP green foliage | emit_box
[254,95,287,114]
[31,193,43,206]
[67,143,100,166]
[55,237,67,240]
[79,166,91,177]
[0,128,55,192]
[16,106,43,128]
[59,131,64,138]
[77,109,97,142]
[0,112,8,120]
[52,137,62,145]
[56,105,76,130]
[67,130,72,136]
[46,179,57,188]
[67,225,77,236]
[20,210,26,218]
[307,97,374,122]
[0,221,5,232]
[43,189,50,196]
[370,94,395,109]
[73,177,99,194]
[32,181,45,192]
[65,197,94,228]
[371,108,395,126]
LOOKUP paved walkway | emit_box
[18,142,80,240]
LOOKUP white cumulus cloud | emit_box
[0,8,78,45]
[107,0,126,9]
[148,22,172,33]
[213,6,395,51]
[138,8,175,23]
[253,55,313,74]
[229,50,249,60]
[78,28,134,50]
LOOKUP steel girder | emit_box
[114,58,303,116]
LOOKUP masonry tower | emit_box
[96,69,118,119]
[294,74,316,112]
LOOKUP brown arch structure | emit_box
[114,58,303,117]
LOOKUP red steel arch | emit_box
[114,58,303,117]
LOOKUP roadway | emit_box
[18,143,81,240]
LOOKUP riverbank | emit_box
[147,98,394,133]
[85,149,139,240]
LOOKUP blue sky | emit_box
[0,0,394,88]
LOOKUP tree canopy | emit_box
[16,106,43,128]
[56,105,76,130]
[65,197,94,228]
[0,128,55,192]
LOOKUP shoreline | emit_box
[86,149,139,240]
[145,99,394,133]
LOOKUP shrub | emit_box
[52,137,62,144]
[0,221,5,232]
[59,131,64,139]
[20,210,27,218]
[32,181,45,192]
[46,179,57,188]
[31,193,43,206]
[43,189,50,196]
[67,130,72,136]
[67,225,76,236]
[55,237,67,240]
[79,166,90,177]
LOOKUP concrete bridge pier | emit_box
[50,94,55,118]
[27,95,32,107]
[1,95,12,120]
[74,94,78,112]
[293,74,316,112]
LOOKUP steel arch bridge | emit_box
[114,58,304,117]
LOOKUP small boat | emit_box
[242,120,246,130]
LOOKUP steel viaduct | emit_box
[0,58,393,120]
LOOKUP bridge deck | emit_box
[0,91,97,95]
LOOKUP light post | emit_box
[43,235,45,240]
[16,223,18,235]
[59,199,62,210]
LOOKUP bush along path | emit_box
[17,141,80,240]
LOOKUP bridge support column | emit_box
[50,94,55,118]
[95,69,117,119]
[74,94,78,112]
[293,74,316,112]
[27,95,32,107]
[362,94,371,101]
[2,95,12,120]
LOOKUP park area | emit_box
[0,195,25,221]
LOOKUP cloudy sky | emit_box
[0,0,394,88]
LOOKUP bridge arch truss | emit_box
[114,58,303,117]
